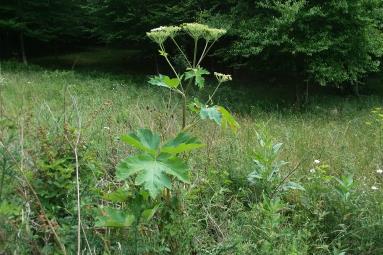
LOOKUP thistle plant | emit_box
[247,131,304,198]
[147,23,239,131]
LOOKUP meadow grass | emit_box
[2,61,382,181]
[1,61,383,254]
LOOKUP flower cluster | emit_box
[182,23,226,41]
[146,23,227,44]
[214,72,232,83]
[146,26,181,44]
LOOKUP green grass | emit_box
[1,61,383,254]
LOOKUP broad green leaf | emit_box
[199,106,221,125]
[162,132,204,154]
[95,207,135,228]
[217,106,240,133]
[163,76,180,88]
[281,181,305,191]
[149,74,180,89]
[121,129,160,155]
[103,188,131,202]
[141,205,159,222]
[116,154,189,198]
[184,67,210,89]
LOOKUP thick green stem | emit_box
[197,40,209,66]
[205,81,223,105]
[193,39,198,68]
[160,44,185,93]
[197,39,217,66]
[171,38,192,68]
[182,94,187,129]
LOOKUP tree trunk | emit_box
[19,32,27,65]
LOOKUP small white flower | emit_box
[151,26,166,32]
[103,126,110,130]
[376,169,383,174]
[309,168,316,173]
[314,159,320,164]
[371,186,378,190]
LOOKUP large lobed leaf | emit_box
[162,132,204,154]
[95,207,135,228]
[217,106,240,133]
[198,105,240,133]
[149,74,180,89]
[116,154,189,198]
[199,106,222,125]
[121,129,160,155]
[184,67,210,89]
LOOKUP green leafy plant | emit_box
[334,174,354,202]
[96,129,203,254]
[247,131,304,198]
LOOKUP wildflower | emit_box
[103,126,110,130]
[150,26,166,32]
[376,169,383,174]
[314,159,320,164]
[182,23,226,41]
[309,168,316,173]
[371,186,378,190]
[214,72,232,83]
[146,26,181,44]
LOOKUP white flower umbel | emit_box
[314,159,320,164]
[376,169,383,174]
[371,186,378,190]
[182,23,226,41]
[309,168,316,173]
[146,26,181,44]
[214,72,232,83]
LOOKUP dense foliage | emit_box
[1,0,383,87]
[224,0,383,87]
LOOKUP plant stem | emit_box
[134,217,141,255]
[160,45,180,79]
[205,81,223,105]
[75,144,81,255]
[197,39,217,66]
[197,40,209,66]
[193,38,198,68]
[171,38,192,68]
[182,94,187,129]
[69,95,82,255]
[159,44,187,127]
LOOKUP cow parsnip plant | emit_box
[113,22,239,204]
[98,24,238,253]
